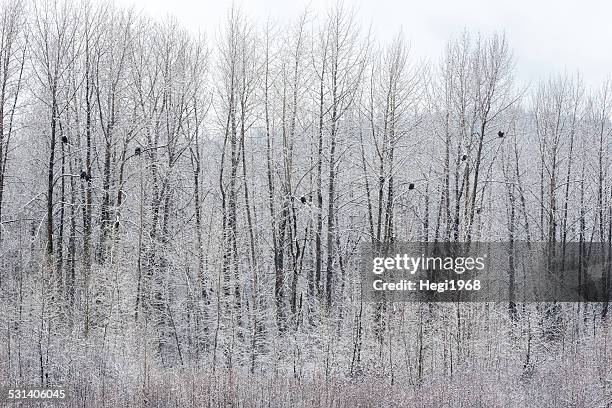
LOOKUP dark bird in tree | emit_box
[300,196,307,204]
[462,154,467,161]
[408,183,415,190]
[135,147,141,156]
[80,171,87,180]
[476,207,482,214]
[498,130,504,138]
[61,136,68,144]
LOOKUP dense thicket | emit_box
[0,1,611,406]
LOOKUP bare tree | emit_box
[0,0,26,246]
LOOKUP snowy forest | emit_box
[0,0,611,406]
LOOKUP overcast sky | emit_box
[121,0,611,89]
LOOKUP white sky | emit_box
[119,0,611,89]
